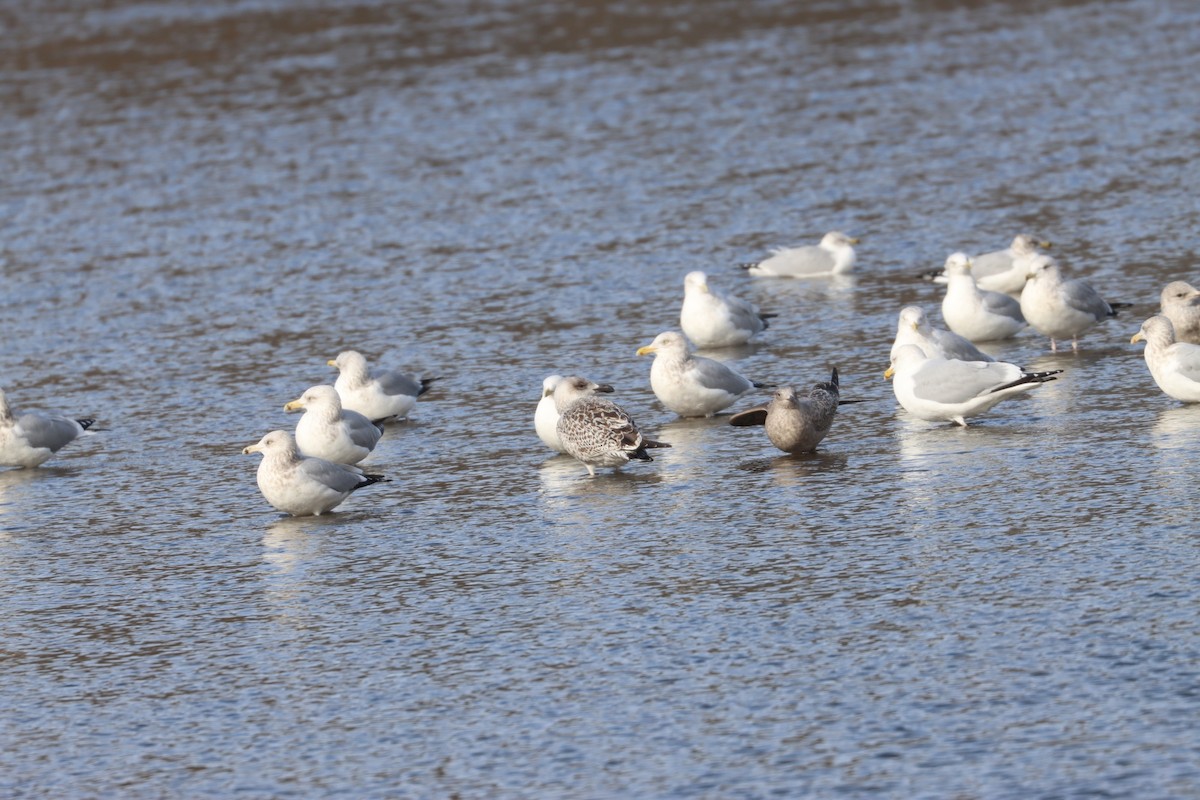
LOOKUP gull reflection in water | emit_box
[0,467,61,536]
[894,420,1042,531]
[1150,404,1200,449]
[262,514,335,577]
[732,439,850,481]
[259,514,346,629]
[1148,405,1200,512]
[653,415,737,483]
[537,450,665,524]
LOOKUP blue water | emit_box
[2,1,1199,797]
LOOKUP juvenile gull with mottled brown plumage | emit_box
[729,368,841,454]
[553,376,668,477]
[1160,281,1200,345]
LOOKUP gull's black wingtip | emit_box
[356,474,391,491]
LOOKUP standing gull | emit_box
[284,384,384,465]
[636,331,770,417]
[242,430,388,516]
[535,375,567,453]
[740,231,859,278]
[680,270,775,348]
[940,253,1027,342]
[921,235,1052,294]
[1130,315,1200,403]
[328,350,437,422]
[553,376,668,477]
[891,306,995,363]
[729,368,840,453]
[1159,281,1200,345]
[885,344,1061,426]
[0,388,95,468]
[1020,260,1129,351]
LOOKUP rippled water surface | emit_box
[2,1,1199,797]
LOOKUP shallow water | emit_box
[2,0,1199,797]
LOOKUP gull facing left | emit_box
[886,345,1061,426]
[637,331,770,417]
[284,384,384,465]
[1020,260,1129,351]
[680,270,774,348]
[1130,315,1200,403]
[242,430,387,516]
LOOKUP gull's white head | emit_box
[885,344,927,379]
[943,252,973,275]
[1131,315,1176,346]
[821,231,860,249]
[1025,256,1059,281]
[636,331,689,357]
[898,305,928,332]
[328,350,368,374]
[284,384,342,413]
[242,429,297,457]
[683,271,710,294]
[541,374,564,398]
[1011,234,1051,254]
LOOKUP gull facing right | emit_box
[553,376,668,477]
[739,231,859,278]
[243,430,388,517]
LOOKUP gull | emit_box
[885,344,1061,426]
[1159,281,1200,345]
[636,331,770,417]
[327,350,437,422]
[728,368,840,453]
[680,270,775,348]
[921,235,1051,294]
[535,375,567,453]
[1130,315,1200,403]
[891,305,995,363]
[284,384,384,465]
[739,231,859,278]
[1020,260,1130,351]
[553,376,668,477]
[0,388,95,468]
[940,253,1027,342]
[242,430,388,516]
